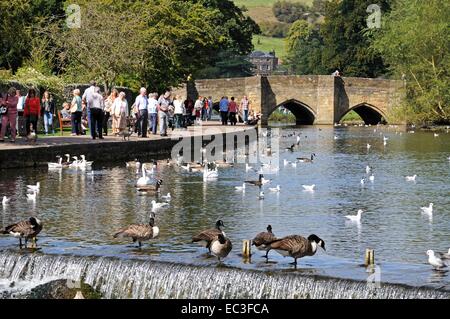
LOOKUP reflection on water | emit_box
[0,125,449,290]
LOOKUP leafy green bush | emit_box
[259,21,291,38]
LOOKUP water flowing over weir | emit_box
[0,251,448,299]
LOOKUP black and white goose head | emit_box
[215,220,225,230]
[308,234,325,252]
[29,217,42,228]
[266,225,273,233]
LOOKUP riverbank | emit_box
[0,122,257,169]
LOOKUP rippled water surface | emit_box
[0,125,449,290]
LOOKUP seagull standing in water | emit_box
[302,184,315,192]
[421,203,433,215]
[345,209,363,222]
[2,196,10,206]
[426,250,447,269]
[405,175,417,182]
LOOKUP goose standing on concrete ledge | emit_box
[113,213,159,248]
[252,225,277,258]
[210,233,232,262]
[1,217,43,249]
[192,220,226,253]
[269,234,326,266]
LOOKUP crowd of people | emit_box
[0,82,261,143]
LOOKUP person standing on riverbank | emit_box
[158,91,171,136]
[112,91,128,134]
[0,87,19,143]
[194,96,203,125]
[228,97,238,126]
[173,95,185,129]
[148,93,159,135]
[88,86,105,139]
[24,88,41,136]
[135,87,149,138]
[240,96,249,124]
[70,89,83,136]
[82,80,96,131]
[104,89,118,136]
[41,91,55,135]
[207,96,213,120]
[219,96,229,125]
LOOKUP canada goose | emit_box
[192,220,225,252]
[405,175,417,182]
[136,179,163,192]
[269,234,326,265]
[2,196,10,205]
[421,203,433,215]
[252,225,277,258]
[136,164,151,186]
[151,200,169,211]
[210,233,232,261]
[426,250,447,269]
[27,182,40,192]
[269,185,281,192]
[245,174,264,187]
[302,184,315,192]
[113,214,159,247]
[345,209,363,222]
[297,154,316,163]
[26,191,37,201]
[235,183,246,192]
[1,217,43,248]
[285,144,295,152]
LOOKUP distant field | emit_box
[252,35,286,58]
[234,0,312,8]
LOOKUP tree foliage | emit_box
[320,0,390,77]
[372,0,450,124]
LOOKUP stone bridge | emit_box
[173,75,404,125]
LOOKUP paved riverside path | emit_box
[0,122,257,169]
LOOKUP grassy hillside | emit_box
[252,35,286,59]
[234,0,313,58]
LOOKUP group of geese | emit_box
[47,154,93,169]
[2,182,41,207]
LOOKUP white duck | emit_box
[421,203,433,215]
[137,164,151,186]
[160,193,171,201]
[235,183,246,192]
[27,182,40,192]
[269,185,281,192]
[2,196,10,205]
[203,163,218,181]
[151,200,169,210]
[345,209,363,222]
[245,164,253,172]
[405,175,417,182]
[426,250,447,269]
[48,156,63,169]
[26,191,37,201]
[366,165,371,174]
[302,184,315,192]
[360,178,365,185]
[369,174,375,182]
[367,144,371,150]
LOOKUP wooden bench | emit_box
[57,111,72,135]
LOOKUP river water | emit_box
[0,124,449,298]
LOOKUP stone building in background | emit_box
[248,51,279,76]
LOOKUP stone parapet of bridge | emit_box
[172,75,404,125]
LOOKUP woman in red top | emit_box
[228,96,238,126]
[24,88,41,135]
[0,87,19,142]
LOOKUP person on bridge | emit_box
[240,96,250,124]
[228,97,238,126]
[219,96,229,125]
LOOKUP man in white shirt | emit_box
[82,80,96,131]
[240,96,250,124]
[135,87,148,137]
[88,86,105,139]
[148,93,159,135]
[16,89,25,135]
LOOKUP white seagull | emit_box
[302,184,315,192]
[160,193,171,201]
[345,209,363,222]
[367,144,371,150]
[27,182,40,192]
[420,203,433,215]
[426,250,447,269]
[151,200,169,210]
[235,183,246,192]
[269,185,281,192]
[2,196,10,205]
[369,174,375,182]
[360,178,365,185]
[366,165,371,174]
[434,133,439,137]
[405,175,417,182]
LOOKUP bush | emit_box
[273,1,309,23]
[259,21,291,38]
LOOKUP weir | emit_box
[0,251,448,299]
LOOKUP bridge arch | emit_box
[269,99,316,125]
[339,103,387,125]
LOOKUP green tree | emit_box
[285,20,326,74]
[320,0,390,77]
[372,0,450,124]
[195,50,254,79]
